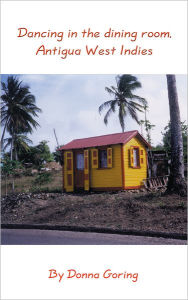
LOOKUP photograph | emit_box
[1,74,187,246]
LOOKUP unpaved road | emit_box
[1,229,187,245]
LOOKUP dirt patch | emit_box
[1,191,187,235]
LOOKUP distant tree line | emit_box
[153,121,187,164]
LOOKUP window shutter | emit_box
[65,151,74,192]
[107,147,113,168]
[84,149,89,191]
[140,149,144,165]
[91,149,98,168]
[129,146,134,167]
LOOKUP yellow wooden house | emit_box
[59,130,151,192]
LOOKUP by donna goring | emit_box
[48,269,139,283]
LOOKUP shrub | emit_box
[23,169,34,176]
[33,172,52,189]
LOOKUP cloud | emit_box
[2,74,187,151]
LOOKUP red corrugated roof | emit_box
[58,130,151,150]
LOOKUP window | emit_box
[99,149,107,168]
[133,148,140,167]
[76,153,84,170]
[91,147,113,169]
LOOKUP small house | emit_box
[59,130,151,192]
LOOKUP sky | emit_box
[1,74,187,152]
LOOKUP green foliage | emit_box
[3,134,32,160]
[1,158,22,177]
[99,74,147,132]
[1,75,42,168]
[37,140,54,163]
[19,140,54,169]
[139,104,155,144]
[152,144,164,151]
[152,121,187,164]
[23,169,35,176]
[53,145,64,166]
[33,172,52,188]
[140,119,155,144]
[1,76,42,137]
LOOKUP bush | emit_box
[23,169,34,176]
[33,172,52,188]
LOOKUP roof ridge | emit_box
[71,130,138,142]
[58,130,152,151]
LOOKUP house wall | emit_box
[90,144,123,190]
[63,138,147,192]
[123,137,147,188]
[63,144,123,191]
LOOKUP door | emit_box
[75,151,84,189]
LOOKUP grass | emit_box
[1,170,63,195]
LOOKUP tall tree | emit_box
[99,75,147,132]
[166,75,186,195]
[1,76,42,157]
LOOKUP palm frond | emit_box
[131,94,147,104]
[99,100,114,114]
[128,106,140,124]
[104,108,114,125]
[105,86,116,96]
[128,101,144,112]
[1,76,41,139]
[99,74,146,132]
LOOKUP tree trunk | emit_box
[10,135,14,160]
[5,176,8,196]
[15,149,18,161]
[166,75,186,196]
[1,117,9,148]
[10,134,15,192]
[12,177,15,192]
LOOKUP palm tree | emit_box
[166,75,186,195]
[99,75,147,132]
[3,134,32,161]
[1,76,42,158]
